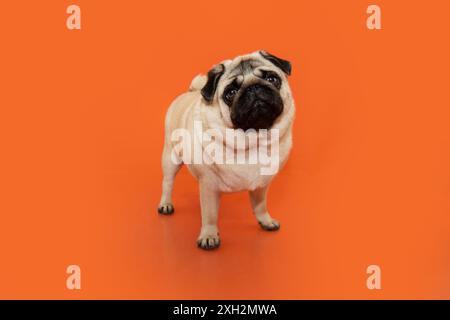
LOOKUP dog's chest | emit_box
[211,163,275,192]
[189,132,292,192]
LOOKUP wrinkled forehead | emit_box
[221,55,274,86]
[228,59,264,77]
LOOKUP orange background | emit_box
[0,0,449,299]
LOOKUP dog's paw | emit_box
[197,231,220,250]
[158,203,174,215]
[258,218,280,231]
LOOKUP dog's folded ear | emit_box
[260,50,292,76]
[201,64,225,103]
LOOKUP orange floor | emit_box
[1,1,449,299]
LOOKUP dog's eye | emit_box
[225,89,237,100]
[264,72,281,88]
[223,88,238,105]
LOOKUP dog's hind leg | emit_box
[158,143,181,215]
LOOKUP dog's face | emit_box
[201,51,293,131]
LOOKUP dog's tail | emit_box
[189,74,207,92]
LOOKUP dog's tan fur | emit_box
[158,51,295,249]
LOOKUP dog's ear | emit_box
[260,50,292,76]
[201,64,225,103]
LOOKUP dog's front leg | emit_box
[249,185,280,231]
[197,180,221,250]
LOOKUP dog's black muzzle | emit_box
[230,84,284,131]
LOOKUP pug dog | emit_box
[157,50,295,250]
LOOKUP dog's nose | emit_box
[245,84,265,94]
[252,100,269,109]
[244,84,275,103]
